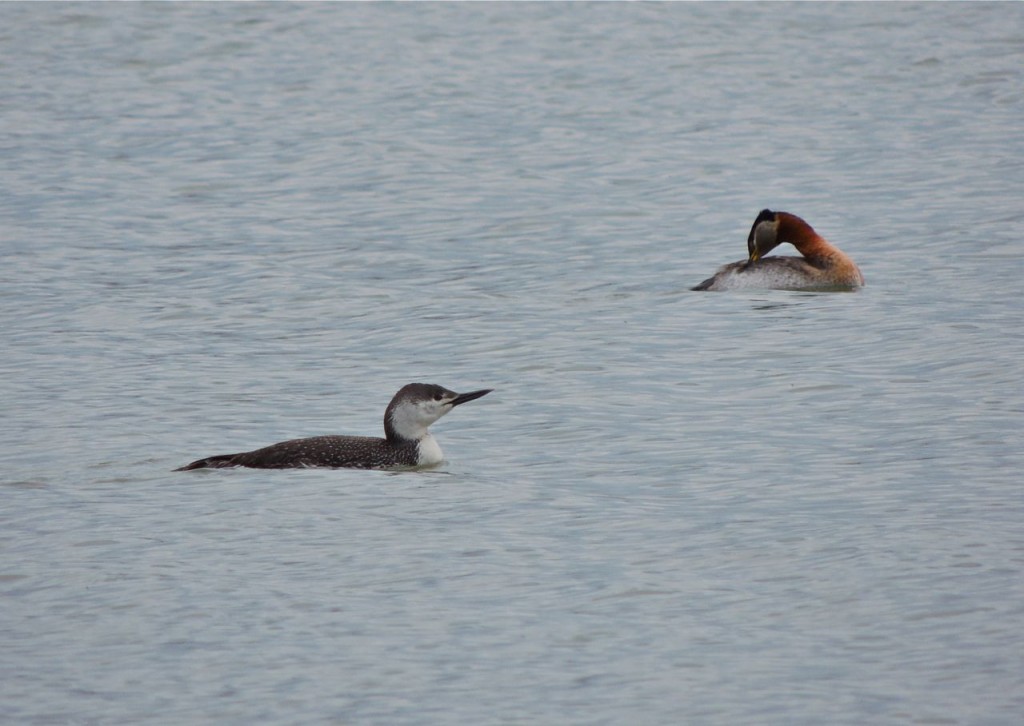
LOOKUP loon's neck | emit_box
[416,434,443,466]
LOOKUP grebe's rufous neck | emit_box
[175,383,492,471]
[693,210,864,291]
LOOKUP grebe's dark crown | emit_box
[747,209,780,259]
[748,209,777,240]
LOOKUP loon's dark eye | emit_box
[434,392,444,401]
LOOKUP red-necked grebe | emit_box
[693,210,864,291]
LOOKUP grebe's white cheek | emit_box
[756,220,779,247]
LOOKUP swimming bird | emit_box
[692,210,864,291]
[175,383,492,471]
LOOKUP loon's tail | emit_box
[174,454,239,471]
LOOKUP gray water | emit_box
[2,2,1023,724]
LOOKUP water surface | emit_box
[2,3,1023,724]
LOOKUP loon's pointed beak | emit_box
[748,249,761,263]
[448,389,492,407]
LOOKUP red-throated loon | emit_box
[693,210,864,291]
[175,383,492,471]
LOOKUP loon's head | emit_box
[747,209,782,263]
[384,383,492,443]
